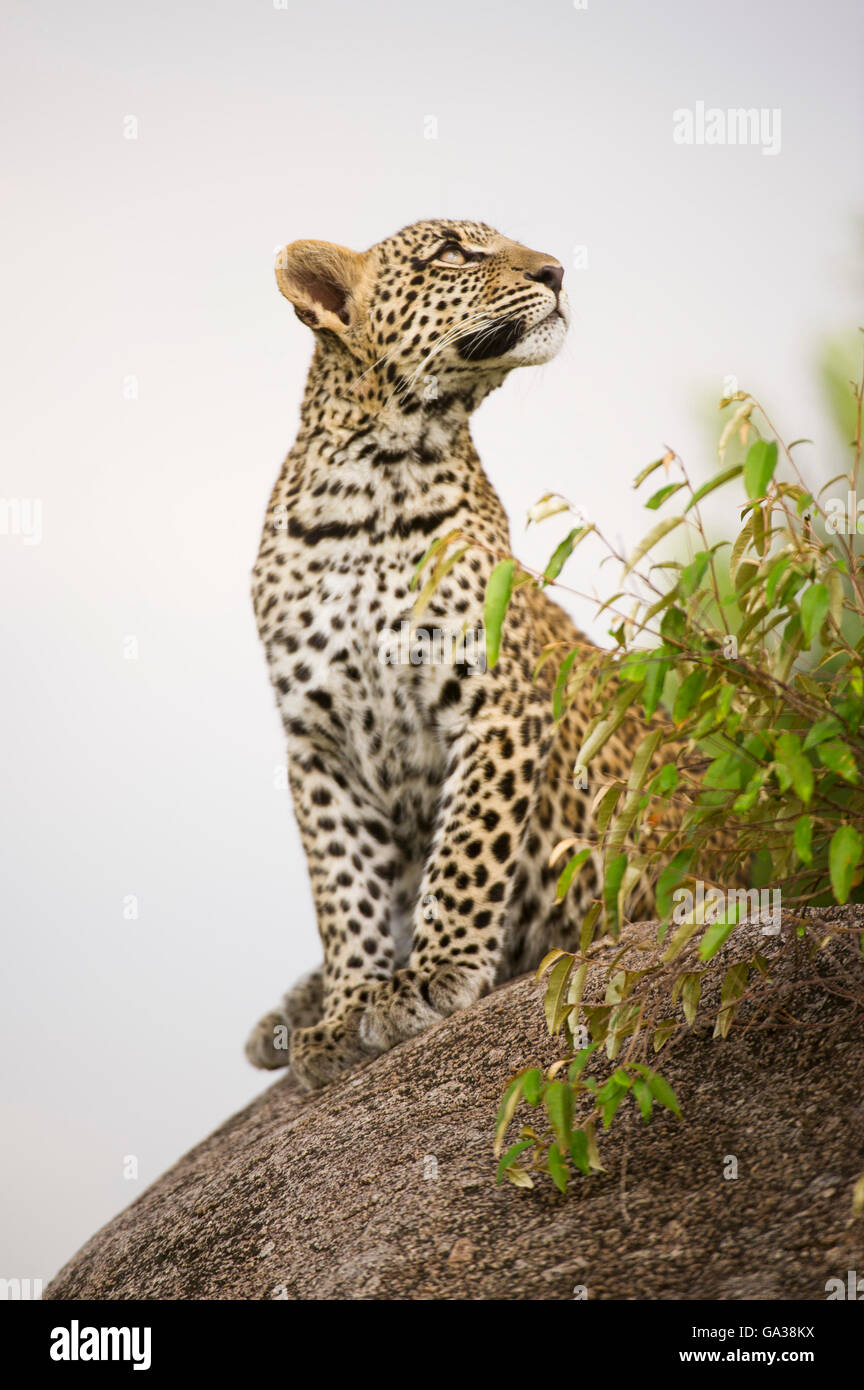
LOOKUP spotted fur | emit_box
[245,219,658,1089]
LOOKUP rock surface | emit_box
[46,909,864,1301]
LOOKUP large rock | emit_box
[46,908,864,1300]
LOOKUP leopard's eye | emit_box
[436,244,467,266]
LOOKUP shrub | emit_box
[417,351,864,1192]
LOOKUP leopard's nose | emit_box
[526,263,564,295]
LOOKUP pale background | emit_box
[1,0,861,1283]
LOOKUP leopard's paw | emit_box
[289,1011,373,1091]
[358,964,487,1054]
[244,1009,292,1071]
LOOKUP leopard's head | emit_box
[274,218,568,412]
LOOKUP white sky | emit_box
[1,0,862,1283]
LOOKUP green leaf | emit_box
[643,1069,681,1118]
[552,648,579,720]
[800,583,830,648]
[502,1165,534,1189]
[579,901,602,954]
[827,565,845,626]
[685,463,744,511]
[547,1143,568,1193]
[545,1080,574,1148]
[526,493,570,525]
[643,658,671,720]
[765,553,792,606]
[751,848,773,889]
[621,652,652,683]
[645,481,685,510]
[594,784,622,839]
[775,731,814,804]
[658,922,683,955]
[714,960,750,1039]
[673,668,707,724]
[556,848,592,901]
[679,551,711,597]
[829,825,863,905]
[600,1081,629,1129]
[521,1068,544,1107]
[605,972,631,1005]
[567,961,588,1015]
[793,814,813,865]
[569,1128,591,1175]
[603,852,628,935]
[622,516,686,578]
[744,439,778,500]
[583,1119,605,1171]
[817,739,859,784]
[568,1041,600,1081]
[751,504,767,559]
[628,728,664,792]
[803,716,843,750]
[633,455,670,488]
[660,606,687,645]
[413,543,471,617]
[703,752,749,791]
[729,514,755,584]
[681,971,702,1025]
[649,762,678,796]
[656,849,694,919]
[535,948,569,980]
[494,1077,524,1156]
[733,768,766,813]
[543,526,593,585]
[544,954,576,1034]
[653,1020,677,1052]
[698,915,737,961]
[496,1139,534,1184]
[632,1077,653,1121]
[409,529,461,591]
[483,559,515,669]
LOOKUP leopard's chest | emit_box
[255,446,496,819]
[263,545,472,820]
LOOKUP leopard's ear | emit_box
[274,240,367,335]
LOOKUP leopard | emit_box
[244,218,665,1090]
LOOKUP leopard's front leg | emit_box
[249,744,407,1090]
[358,689,554,1053]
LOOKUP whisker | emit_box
[356,310,493,413]
[362,302,531,417]
[381,310,497,412]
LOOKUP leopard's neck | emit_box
[292,333,508,463]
